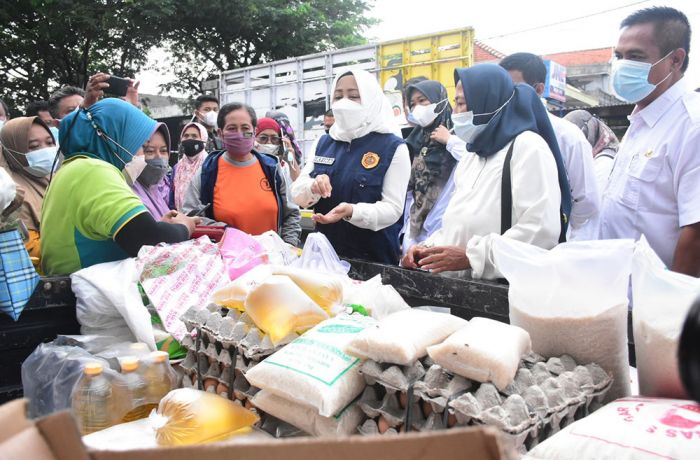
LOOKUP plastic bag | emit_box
[272,266,344,313]
[342,275,410,320]
[427,317,532,390]
[21,343,112,418]
[292,232,350,275]
[244,275,329,344]
[492,236,635,402]
[71,258,156,350]
[220,227,268,280]
[253,230,300,266]
[632,236,700,398]
[345,309,467,365]
[525,397,700,460]
[150,388,258,446]
[209,265,273,311]
[251,390,364,436]
[245,314,377,417]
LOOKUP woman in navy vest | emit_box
[292,69,411,264]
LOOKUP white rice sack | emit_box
[525,398,700,460]
[245,314,377,417]
[427,317,531,390]
[252,390,364,437]
[344,309,467,365]
[632,236,700,398]
[492,237,635,402]
[342,275,410,320]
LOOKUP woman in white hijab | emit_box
[292,69,410,264]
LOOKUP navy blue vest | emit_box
[312,132,405,264]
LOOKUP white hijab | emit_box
[329,68,401,143]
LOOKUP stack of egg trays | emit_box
[356,357,472,435]
[448,353,613,453]
[179,303,297,406]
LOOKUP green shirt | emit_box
[41,157,147,275]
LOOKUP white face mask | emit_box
[23,146,59,177]
[411,99,447,128]
[331,98,366,133]
[451,112,488,144]
[256,143,279,156]
[123,154,147,185]
[202,111,219,128]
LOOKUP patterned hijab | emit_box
[564,110,620,157]
[404,80,456,237]
[173,122,208,211]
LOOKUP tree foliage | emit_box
[0,0,374,113]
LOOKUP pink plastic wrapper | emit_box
[220,228,269,281]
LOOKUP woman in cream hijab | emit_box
[292,68,410,264]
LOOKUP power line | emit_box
[483,0,652,40]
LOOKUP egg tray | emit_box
[355,353,612,452]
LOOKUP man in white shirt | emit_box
[500,53,601,241]
[601,6,700,276]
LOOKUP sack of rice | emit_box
[245,314,377,417]
[427,317,531,390]
[492,237,635,401]
[345,309,467,365]
[632,236,700,398]
[251,390,364,436]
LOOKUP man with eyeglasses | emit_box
[600,6,700,276]
[500,52,600,241]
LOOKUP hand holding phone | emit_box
[105,75,130,97]
[187,203,211,217]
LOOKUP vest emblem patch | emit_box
[361,152,380,170]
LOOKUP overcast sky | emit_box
[137,0,699,95]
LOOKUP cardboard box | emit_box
[0,398,516,460]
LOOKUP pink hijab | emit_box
[173,122,208,211]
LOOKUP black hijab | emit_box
[404,80,457,238]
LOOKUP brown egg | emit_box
[216,382,229,397]
[399,392,408,409]
[377,416,391,434]
[422,400,433,418]
[203,378,218,393]
[447,413,458,428]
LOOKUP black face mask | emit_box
[325,128,330,134]
[181,139,205,157]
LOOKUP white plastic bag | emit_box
[253,230,300,266]
[345,309,467,365]
[71,258,156,350]
[342,275,410,320]
[209,265,273,311]
[245,314,377,417]
[492,236,635,401]
[293,232,350,275]
[526,398,700,460]
[251,390,364,436]
[632,236,700,398]
[427,317,531,390]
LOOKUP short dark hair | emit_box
[217,102,257,129]
[324,109,334,117]
[499,53,547,86]
[621,7,691,72]
[195,94,219,111]
[48,86,85,118]
[25,100,50,117]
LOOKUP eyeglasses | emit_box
[256,134,281,145]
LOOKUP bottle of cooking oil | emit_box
[142,351,175,404]
[71,362,115,435]
[120,356,151,422]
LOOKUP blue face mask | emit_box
[49,126,60,147]
[611,51,673,103]
[451,91,514,144]
[24,146,59,177]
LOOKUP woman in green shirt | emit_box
[41,98,198,275]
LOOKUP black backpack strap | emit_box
[500,140,516,235]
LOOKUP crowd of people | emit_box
[0,6,697,296]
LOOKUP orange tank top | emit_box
[213,156,279,236]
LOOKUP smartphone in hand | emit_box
[105,76,130,97]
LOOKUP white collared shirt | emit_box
[600,79,700,268]
[548,113,601,241]
[425,130,561,279]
